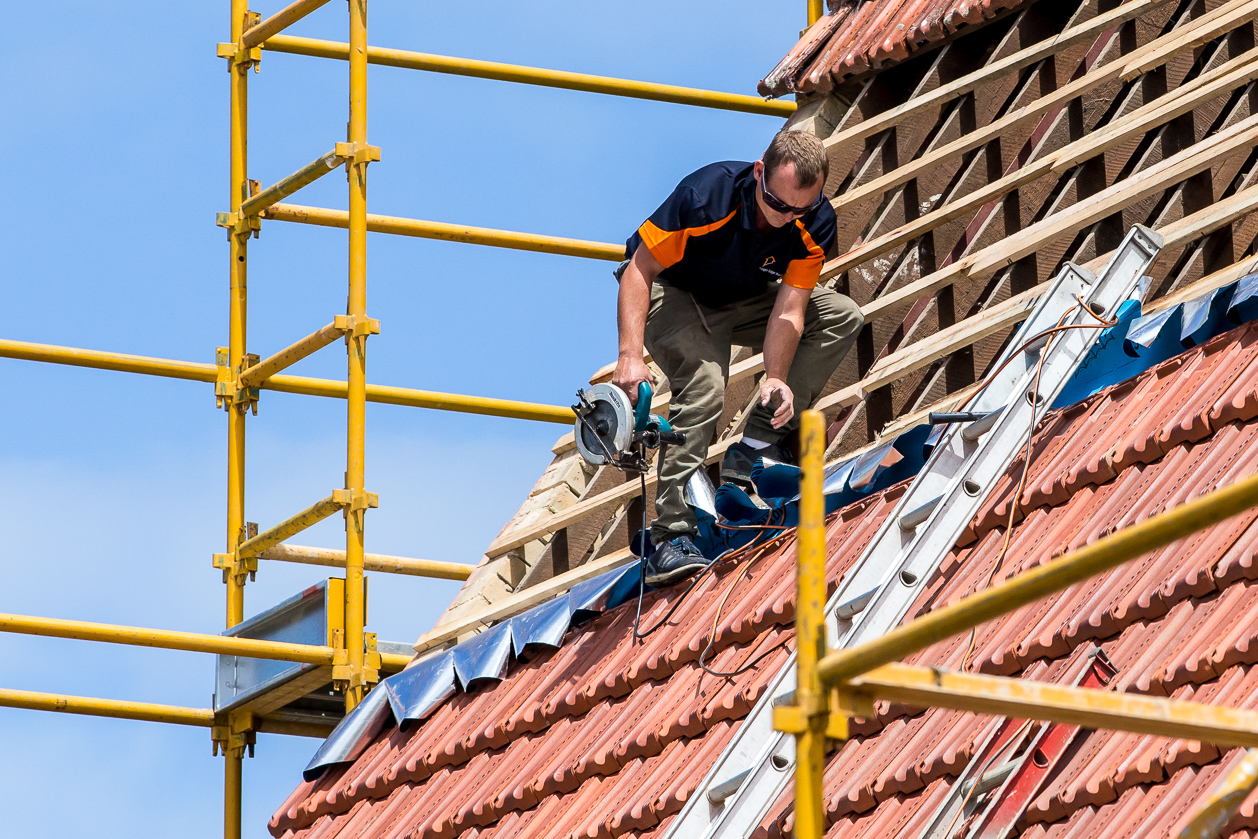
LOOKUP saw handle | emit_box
[634,382,653,432]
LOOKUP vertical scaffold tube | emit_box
[795,410,828,839]
[808,0,824,25]
[344,0,370,712]
[225,2,249,836]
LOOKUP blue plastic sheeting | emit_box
[698,423,937,558]
[1054,300,1143,408]
[303,563,640,780]
[1231,273,1258,324]
[1181,285,1232,347]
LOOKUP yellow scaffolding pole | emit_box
[342,0,372,714]
[808,0,824,26]
[0,337,575,424]
[793,410,830,839]
[236,493,352,559]
[782,460,1258,839]
[241,0,332,49]
[0,611,336,663]
[237,147,350,218]
[0,687,216,727]
[817,469,1258,687]
[257,543,473,580]
[7,5,808,838]
[224,3,251,835]
[263,203,625,261]
[236,320,347,390]
[260,35,797,116]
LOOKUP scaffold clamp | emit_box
[334,313,381,339]
[333,488,379,514]
[215,211,262,241]
[214,348,260,413]
[334,142,381,166]
[215,42,262,72]
[211,710,257,759]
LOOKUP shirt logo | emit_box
[759,256,782,278]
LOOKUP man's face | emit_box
[753,159,824,228]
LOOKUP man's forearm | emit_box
[618,274,649,360]
[763,310,803,381]
[617,249,660,359]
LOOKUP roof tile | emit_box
[274,319,1258,839]
[760,0,1031,96]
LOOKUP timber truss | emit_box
[440,0,1258,642]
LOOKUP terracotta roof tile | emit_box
[760,0,1030,96]
[273,318,1258,839]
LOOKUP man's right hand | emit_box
[612,355,654,405]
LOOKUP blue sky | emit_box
[0,2,801,835]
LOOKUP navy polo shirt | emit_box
[625,161,836,308]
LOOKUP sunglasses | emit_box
[759,175,824,216]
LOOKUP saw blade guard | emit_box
[574,383,634,466]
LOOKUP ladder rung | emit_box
[898,496,941,531]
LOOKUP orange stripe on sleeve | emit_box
[637,207,739,269]
[782,220,825,290]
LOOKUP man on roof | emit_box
[614,129,863,586]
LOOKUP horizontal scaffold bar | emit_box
[261,35,796,116]
[379,652,410,672]
[263,203,625,261]
[0,687,215,727]
[237,494,347,559]
[0,338,575,424]
[847,663,1258,748]
[241,0,332,49]
[0,612,336,665]
[258,543,473,580]
[817,470,1258,686]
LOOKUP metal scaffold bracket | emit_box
[217,12,263,72]
[215,211,262,240]
[214,347,260,413]
[214,522,259,584]
[211,709,257,759]
[333,488,378,514]
[216,41,262,72]
[334,141,381,167]
[333,313,380,340]
[332,632,380,689]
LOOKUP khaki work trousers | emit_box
[643,280,863,543]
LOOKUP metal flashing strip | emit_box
[301,563,640,781]
[664,225,1163,839]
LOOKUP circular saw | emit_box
[573,382,685,472]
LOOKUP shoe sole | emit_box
[644,561,707,587]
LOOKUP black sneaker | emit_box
[721,440,794,488]
[644,535,711,586]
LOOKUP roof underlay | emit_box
[271,310,1258,838]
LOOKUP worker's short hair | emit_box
[763,130,829,189]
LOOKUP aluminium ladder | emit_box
[663,224,1163,839]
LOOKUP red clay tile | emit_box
[273,320,1258,839]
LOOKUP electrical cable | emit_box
[957,296,1117,672]
[939,718,1036,838]
[696,508,797,677]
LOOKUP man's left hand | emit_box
[760,377,794,429]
